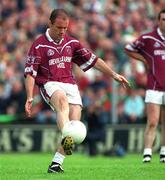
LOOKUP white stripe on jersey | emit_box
[35,44,60,53]
[80,53,96,70]
[125,44,136,51]
[33,70,37,76]
[60,40,79,53]
[25,66,37,77]
[35,40,79,54]
[143,36,165,47]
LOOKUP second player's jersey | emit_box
[125,28,165,91]
[24,29,98,86]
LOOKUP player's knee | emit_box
[57,96,69,111]
[148,121,158,129]
[51,91,68,111]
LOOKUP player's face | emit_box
[159,13,165,32]
[50,18,69,41]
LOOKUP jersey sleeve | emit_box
[24,42,41,78]
[72,42,98,72]
[125,35,146,55]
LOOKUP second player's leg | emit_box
[144,103,161,148]
[160,106,165,162]
[143,103,160,162]
[160,106,165,146]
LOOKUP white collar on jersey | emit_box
[157,27,165,40]
[45,28,64,44]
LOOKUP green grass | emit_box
[0,153,165,180]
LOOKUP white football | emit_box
[62,120,87,144]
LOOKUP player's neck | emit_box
[49,30,62,43]
[51,36,61,43]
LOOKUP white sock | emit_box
[143,148,152,156]
[52,152,65,165]
[160,146,165,155]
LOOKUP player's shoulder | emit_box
[29,34,48,49]
[141,28,157,39]
[64,34,80,44]
[33,34,47,44]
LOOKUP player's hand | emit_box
[25,98,33,117]
[112,73,131,89]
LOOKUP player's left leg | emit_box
[160,105,165,163]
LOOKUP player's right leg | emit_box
[40,84,74,154]
[47,90,75,173]
[40,86,72,173]
[143,103,160,163]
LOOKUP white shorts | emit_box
[40,81,82,110]
[145,90,165,105]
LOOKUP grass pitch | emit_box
[0,153,165,180]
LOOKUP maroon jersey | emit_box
[24,29,98,86]
[125,28,165,91]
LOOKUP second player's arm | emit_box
[125,48,146,61]
[124,49,149,70]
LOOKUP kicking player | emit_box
[24,9,130,173]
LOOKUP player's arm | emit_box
[124,47,147,64]
[125,45,149,70]
[124,40,149,69]
[25,74,35,117]
[25,74,35,101]
[24,41,41,117]
[94,58,130,88]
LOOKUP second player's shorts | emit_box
[40,81,82,111]
[145,89,165,105]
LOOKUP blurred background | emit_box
[0,0,164,156]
